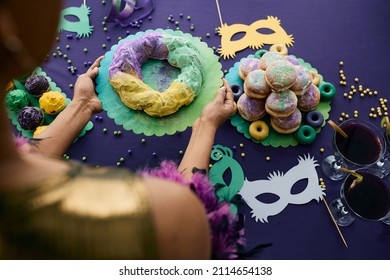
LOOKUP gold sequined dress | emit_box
[0,162,158,259]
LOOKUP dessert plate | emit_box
[225,53,332,147]
[7,67,93,140]
[96,29,223,136]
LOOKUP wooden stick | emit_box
[323,197,348,248]
[215,0,224,27]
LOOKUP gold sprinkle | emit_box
[241,153,245,157]
[266,156,271,161]
[320,148,325,153]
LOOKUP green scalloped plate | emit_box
[7,67,93,140]
[96,29,223,137]
[225,53,332,148]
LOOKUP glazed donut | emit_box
[238,57,261,80]
[297,84,320,112]
[290,65,313,96]
[249,120,269,140]
[310,70,321,86]
[230,83,244,101]
[270,108,302,134]
[109,31,204,117]
[304,110,324,129]
[254,49,268,59]
[244,70,271,99]
[269,44,288,56]
[295,125,316,145]
[319,82,336,101]
[265,59,297,92]
[237,94,266,121]
[265,90,297,117]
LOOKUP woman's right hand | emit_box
[73,56,105,115]
[198,78,235,128]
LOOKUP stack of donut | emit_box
[234,44,330,143]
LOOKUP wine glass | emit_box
[321,119,388,181]
[329,167,390,226]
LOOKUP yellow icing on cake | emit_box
[110,72,194,117]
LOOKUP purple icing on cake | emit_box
[109,32,169,79]
[24,75,50,97]
[17,106,44,131]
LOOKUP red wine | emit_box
[344,171,390,220]
[335,122,382,165]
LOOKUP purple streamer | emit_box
[106,0,155,27]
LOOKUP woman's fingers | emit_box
[88,56,105,71]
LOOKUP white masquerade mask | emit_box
[240,154,325,223]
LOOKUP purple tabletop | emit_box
[39,0,390,259]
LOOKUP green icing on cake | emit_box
[163,34,204,94]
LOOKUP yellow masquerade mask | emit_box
[217,16,294,59]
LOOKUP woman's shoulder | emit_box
[143,176,211,259]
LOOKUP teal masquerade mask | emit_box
[58,4,94,38]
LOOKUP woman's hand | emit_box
[73,56,104,115]
[198,78,235,128]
